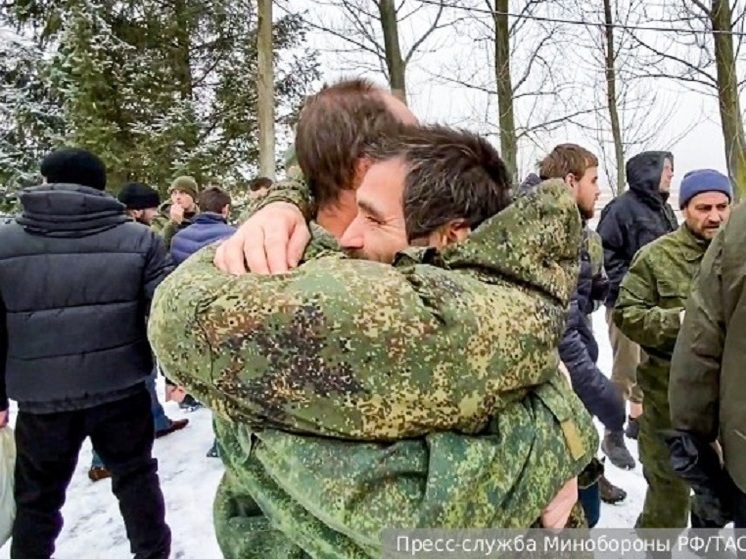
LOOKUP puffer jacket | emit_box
[596,151,678,307]
[0,184,172,413]
[170,212,236,265]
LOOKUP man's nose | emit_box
[340,222,363,249]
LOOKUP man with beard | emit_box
[521,144,632,525]
[613,169,732,529]
[149,124,598,558]
[597,151,678,445]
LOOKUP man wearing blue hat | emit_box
[613,169,732,530]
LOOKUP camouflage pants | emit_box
[215,471,588,559]
[214,470,310,559]
[636,402,690,528]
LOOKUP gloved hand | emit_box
[662,429,733,527]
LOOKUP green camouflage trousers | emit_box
[636,400,690,528]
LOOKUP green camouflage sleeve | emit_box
[237,168,314,224]
[613,249,682,352]
[149,181,583,442]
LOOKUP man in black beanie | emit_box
[118,181,162,226]
[0,147,172,558]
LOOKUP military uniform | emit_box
[149,181,598,557]
[613,224,710,528]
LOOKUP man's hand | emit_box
[214,202,310,275]
[541,477,578,529]
[170,204,185,224]
[0,410,8,428]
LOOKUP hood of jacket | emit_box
[517,172,543,195]
[397,179,582,307]
[626,151,673,206]
[16,184,129,237]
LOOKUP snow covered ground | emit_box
[0,308,646,558]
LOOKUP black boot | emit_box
[602,430,636,470]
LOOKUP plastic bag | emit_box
[0,427,15,548]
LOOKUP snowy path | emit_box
[0,308,646,558]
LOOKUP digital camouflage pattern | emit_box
[149,180,598,557]
[613,224,710,528]
[586,229,604,278]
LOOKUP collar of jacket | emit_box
[677,223,713,261]
[395,179,583,306]
[16,183,129,237]
[193,212,228,225]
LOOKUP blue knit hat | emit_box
[678,169,733,208]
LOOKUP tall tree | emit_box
[293,0,451,105]
[430,0,603,181]
[0,0,319,197]
[560,0,697,195]
[257,0,276,179]
[627,0,746,199]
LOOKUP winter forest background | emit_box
[1,0,746,214]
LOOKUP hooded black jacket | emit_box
[519,174,624,430]
[597,151,678,307]
[0,184,173,413]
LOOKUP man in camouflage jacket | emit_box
[613,169,732,529]
[149,126,598,558]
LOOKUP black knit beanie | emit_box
[117,182,161,210]
[40,147,107,190]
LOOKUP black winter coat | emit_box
[519,173,624,429]
[0,184,173,413]
[558,229,625,431]
[597,151,678,307]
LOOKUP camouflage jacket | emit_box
[150,201,195,248]
[612,224,710,412]
[149,180,598,557]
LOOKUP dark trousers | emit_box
[10,386,171,559]
[578,482,600,528]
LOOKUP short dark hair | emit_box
[40,147,107,190]
[538,144,598,181]
[249,176,272,192]
[365,124,513,241]
[197,186,231,214]
[294,77,408,207]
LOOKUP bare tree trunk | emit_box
[257,0,275,179]
[493,0,517,181]
[711,0,746,200]
[603,0,625,195]
[377,0,407,103]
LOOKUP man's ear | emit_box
[352,157,374,188]
[564,173,576,190]
[436,220,471,247]
[222,204,230,218]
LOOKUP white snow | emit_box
[0,308,646,558]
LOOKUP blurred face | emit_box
[567,166,600,220]
[659,158,674,192]
[249,187,268,200]
[128,208,158,225]
[339,157,408,263]
[171,189,195,210]
[683,191,731,239]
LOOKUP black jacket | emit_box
[0,184,173,413]
[520,173,624,430]
[558,229,625,431]
[597,151,678,307]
